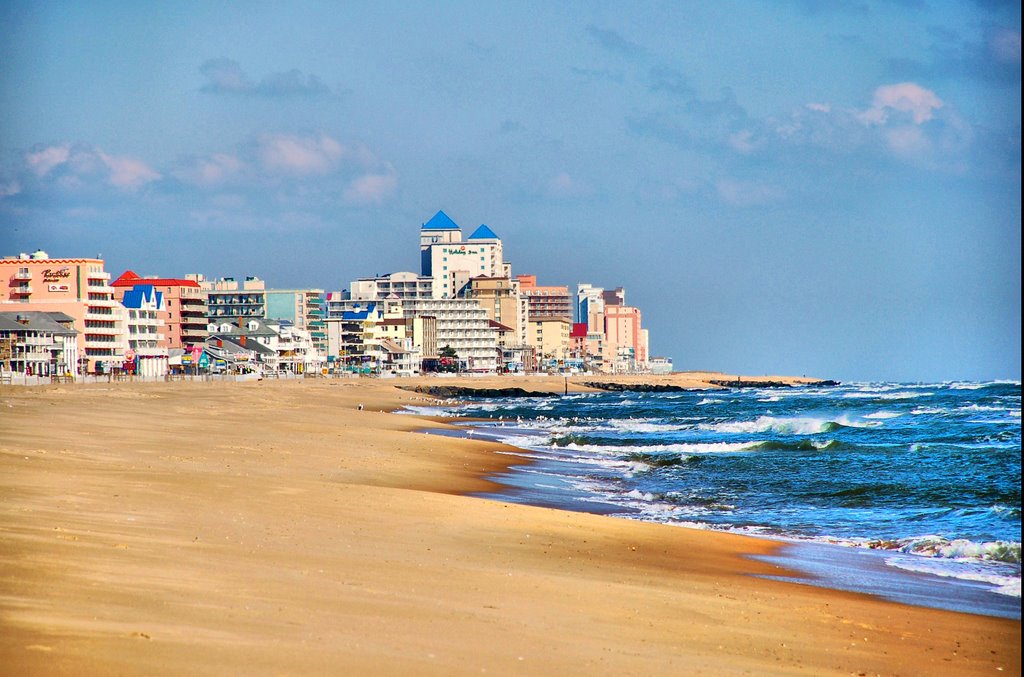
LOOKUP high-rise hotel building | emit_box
[1,250,126,374]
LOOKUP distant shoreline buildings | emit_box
[1,211,671,379]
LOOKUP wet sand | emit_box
[0,378,1018,675]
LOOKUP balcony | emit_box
[84,337,121,348]
[87,271,111,281]
[86,297,118,308]
[10,285,32,295]
[19,335,54,347]
[14,270,31,280]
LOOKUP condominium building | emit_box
[576,283,606,334]
[348,271,435,301]
[464,276,526,343]
[400,298,497,372]
[604,304,649,372]
[266,288,326,356]
[112,270,207,349]
[528,317,572,365]
[192,274,266,322]
[516,275,572,322]
[0,251,125,374]
[574,282,650,373]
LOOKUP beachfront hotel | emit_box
[420,210,510,299]
[192,274,268,322]
[574,282,650,373]
[265,288,327,356]
[112,270,207,350]
[0,251,126,374]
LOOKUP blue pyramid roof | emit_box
[468,224,499,240]
[121,284,162,309]
[422,210,460,231]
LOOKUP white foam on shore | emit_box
[884,556,1022,597]
[397,405,458,417]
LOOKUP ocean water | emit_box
[409,380,1021,618]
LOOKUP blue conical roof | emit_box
[468,224,499,240]
[422,210,460,231]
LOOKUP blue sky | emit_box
[1,1,1019,381]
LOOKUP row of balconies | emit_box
[208,295,264,304]
[87,298,117,308]
[13,347,57,360]
[13,335,56,346]
[84,333,122,342]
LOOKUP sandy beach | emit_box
[0,377,1018,676]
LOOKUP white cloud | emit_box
[860,82,944,126]
[257,133,345,176]
[175,153,245,186]
[98,151,162,189]
[805,102,831,113]
[883,126,931,158]
[343,169,397,205]
[21,143,159,190]
[25,145,71,177]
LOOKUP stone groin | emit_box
[707,379,841,389]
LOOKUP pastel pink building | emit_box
[112,271,207,350]
[1,251,124,374]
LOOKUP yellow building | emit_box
[464,276,524,341]
[527,317,571,365]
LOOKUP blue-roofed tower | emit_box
[427,220,508,299]
[468,224,499,241]
[420,210,462,277]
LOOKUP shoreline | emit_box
[431,412,1021,621]
[1,378,1019,675]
